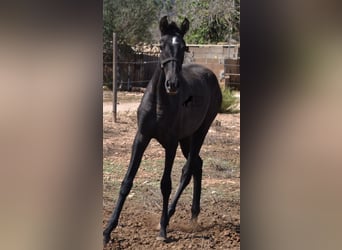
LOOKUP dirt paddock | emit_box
[103,91,240,249]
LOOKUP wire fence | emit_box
[103,47,240,91]
[103,51,160,90]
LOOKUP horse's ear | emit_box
[159,16,169,35]
[180,18,189,36]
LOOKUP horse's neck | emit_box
[150,67,168,106]
[146,67,181,113]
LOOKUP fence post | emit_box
[127,63,131,90]
[112,33,118,123]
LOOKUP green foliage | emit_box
[103,0,240,49]
[175,0,240,44]
[103,0,159,50]
[220,88,239,113]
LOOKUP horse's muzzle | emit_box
[165,79,178,95]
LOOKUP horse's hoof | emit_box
[103,235,111,246]
[156,236,167,242]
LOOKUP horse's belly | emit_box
[177,109,207,138]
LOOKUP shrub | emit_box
[220,88,239,113]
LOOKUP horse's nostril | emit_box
[165,80,178,94]
[166,81,172,90]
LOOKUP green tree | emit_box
[103,0,240,48]
[174,0,240,44]
[103,0,160,51]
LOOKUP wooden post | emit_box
[112,33,118,123]
[127,63,131,90]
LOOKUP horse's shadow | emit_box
[168,220,240,235]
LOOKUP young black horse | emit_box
[103,16,222,244]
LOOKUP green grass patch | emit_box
[205,158,240,178]
[220,88,239,113]
[103,160,115,174]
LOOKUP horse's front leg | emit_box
[103,131,151,245]
[157,141,178,241]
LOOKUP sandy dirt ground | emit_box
[103,91,240,249]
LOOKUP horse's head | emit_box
[159,16,189,95]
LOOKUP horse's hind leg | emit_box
[191,156,203,222]
[188,123,214,223]
[168,153,203,221]
[168,122,211,222]
[167,137,192,219]
[103,132,150,245]
[191,118,216,223]
[167,135,204,217]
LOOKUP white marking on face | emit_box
[172,36,179,45]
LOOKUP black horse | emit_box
[103,16,222,244]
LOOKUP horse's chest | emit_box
[137,94,208,140]
[137,107,175,137]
